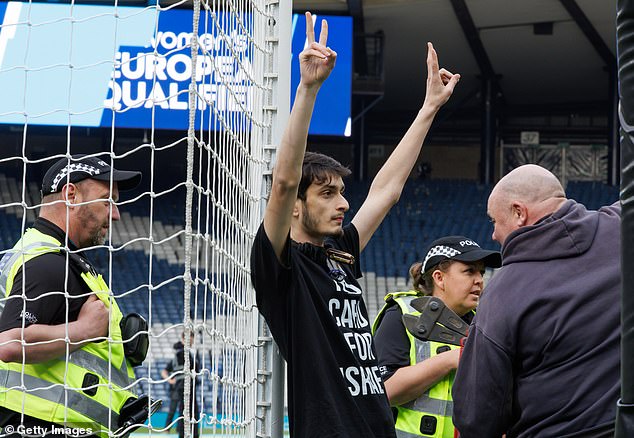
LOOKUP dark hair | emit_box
[419,259,454,295]
[409,262,425,292]
[298,152,351,200]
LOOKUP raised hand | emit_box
[423,42,460,112]
[299,12,337,90]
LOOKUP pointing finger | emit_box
[319,18,328,47]
[427,42,439,77]
[305,12,315,44]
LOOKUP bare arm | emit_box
[161,367,176,384]
[0,295,109,363]
[352,43,459,251]
[385,348,460,406]
[263,12,337,260]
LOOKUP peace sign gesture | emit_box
[299,12,337,90]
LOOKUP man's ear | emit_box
[511,201,528,227]
[292,198,301,218]
[62,183,78,205]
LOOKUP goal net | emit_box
[0,0,280,436]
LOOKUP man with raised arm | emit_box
[250,12,459,437]
[452,164,621,437]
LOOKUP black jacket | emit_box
[453,201,621,437]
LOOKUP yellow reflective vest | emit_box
[0,228,137,437]
[373,291,463,438]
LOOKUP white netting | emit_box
[0,0,274,436]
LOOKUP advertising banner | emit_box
[0,2,351,136]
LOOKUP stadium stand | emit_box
[0,173,620,411]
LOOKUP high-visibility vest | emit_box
[373,291,462,438]
[0,228,137,437]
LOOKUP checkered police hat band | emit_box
[422,245,461,272]
[50,163,101,193]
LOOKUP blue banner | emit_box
[291,14,352,136]
[0,3,352,136]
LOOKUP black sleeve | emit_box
[373,304,412,381]
[0,253,88,332]
[327,223,362,279]
[249,224,291,346]
[452,324,513,437]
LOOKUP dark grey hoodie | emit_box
[453,200,621,438]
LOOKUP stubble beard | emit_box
[89,229,107,247]
[301,203,344,240]
[78,206,108,247]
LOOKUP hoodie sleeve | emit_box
[452,324,513,437]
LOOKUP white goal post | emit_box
[0,0,290,437]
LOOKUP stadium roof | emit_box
[295,0,617,144]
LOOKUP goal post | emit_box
[254,3,292,437]
[0,0,290,436]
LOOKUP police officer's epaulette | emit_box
[59,249,98,276]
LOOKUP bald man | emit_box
[452,165,621,438]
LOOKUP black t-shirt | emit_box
[0,218,97,433]
[0,218,91,332]
[250,223,395,438]
[164,341,202,382]
[373,304,412,381]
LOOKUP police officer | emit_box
[0,155,147,437]
[373,236,500,438]
[161,331,200,438]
